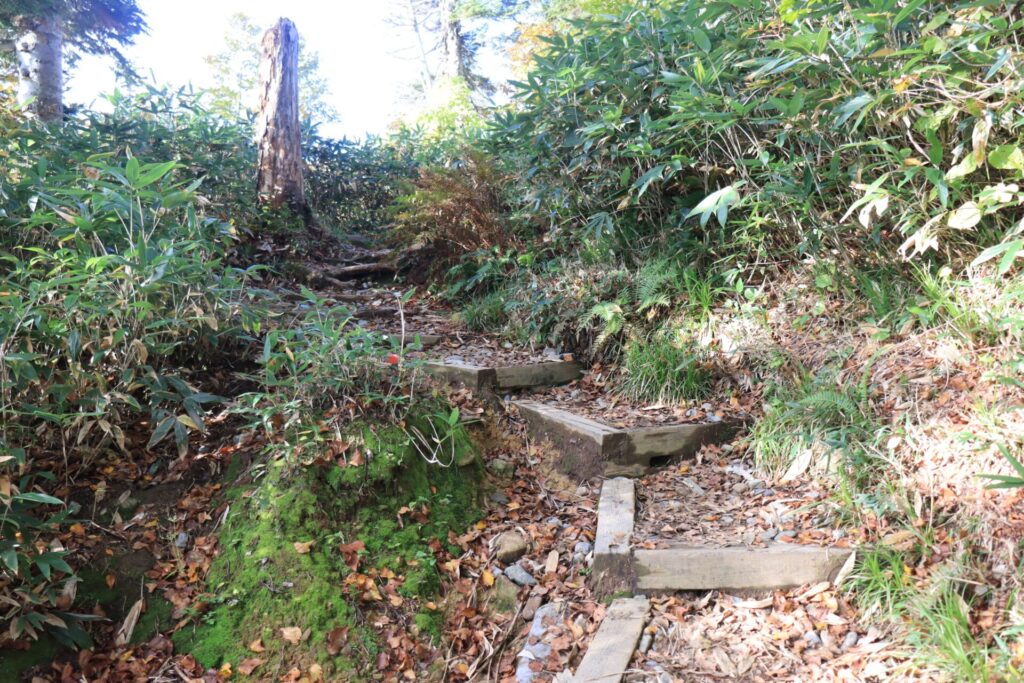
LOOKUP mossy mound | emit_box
[172,411,481,679]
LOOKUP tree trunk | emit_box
[256,18,317,232]
[15,14,63,122]
[438,0,470,82]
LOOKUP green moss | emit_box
[414,610,444,645]
[0,636,58,682]
[173,408,482,678]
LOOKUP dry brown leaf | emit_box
[238,658,264,676]
[293,540,314,554]
[280,626,303,644]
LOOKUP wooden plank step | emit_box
[425,360,581,392]
[513,400,629,477]
[571,597,649,683]
[593,478,635,596]
[513,400,737,478]
[494,360,582,390]
[634,545,854,592]
[424,360,496,391]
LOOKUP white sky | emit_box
[67,0,428,138]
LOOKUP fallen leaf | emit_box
[280,626,303,644]
[293,540,314,554]
[248,638,265,653]
[482,569,495,587]
[238,658,264,676]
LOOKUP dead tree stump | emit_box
[256,18,317,232]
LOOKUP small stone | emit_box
[841,631,859,651]
[803,630,823,649]
[505,563,537,587]
[832,529,847,540]
[777,530,796,541]
[731,482,749,494]
[488,459,515,477]
[175,532,188,549]
[495,531,529,564]
[544,516,563,528]
[544,550,559,574]
[701,403,713,411]
[720,515,734,525]
[638,633,653,653]
[489,490,510,505]
[759,528,779,542]
[522,595,543,621]
[574,541,593,555]
[575,484,589,497]
[708,414,723,423]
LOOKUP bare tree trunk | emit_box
[256,18,317,232]
[15,14,63,122]
[438,0,470,82]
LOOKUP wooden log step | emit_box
[593,478,635,596]
[570,597,649,683]
[634,545,854,592]
[424,360,496,391]
[513,400,736,478]
[425,360,581,392]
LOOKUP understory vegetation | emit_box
[390,0,1024,677]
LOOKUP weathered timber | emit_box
[592,478,636,596]
[326,262,398,280]
[424,361,496,391]
[634,545,855,592]
[513,400,629,478]
[627,420,740,460]
[513,400,737,477]
[571,597,649,683]
[493,361,583,390]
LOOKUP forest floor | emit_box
[7,247,1022,682]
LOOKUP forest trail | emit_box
[334,270,919,683]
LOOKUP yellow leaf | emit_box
[219,662,233,679]
[482,569,495,587]
[248,638,265,653]
[293,540,314,554]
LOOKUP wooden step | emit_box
[593,478,636,596]
[514,400,737,478]
[571,597,649,683]
[589,478,855,595]
[426,360,582,392]
[634,545,854,592]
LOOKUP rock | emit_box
[575,484,589,497]
[574,541,593,555]
[639,632,653,653]
[759,528,779,543]
[832,528,847,540]
[489,490,510,505]
[117,496,139,515]
[708,414,723,423]
[515,603,563,683]
[495,531,529,564]
[488,459,515,477]
[522,594,543,621]
[544,550,559,574]
[174,532,188,549]
[841,631,859,651]
[731,482,749,494]
[803,630,823,649]
[544,516,563,528]
[505,563,537,587]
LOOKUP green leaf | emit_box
[692,28,711,52]
[16,492,65,506]
[988,145,1024,172]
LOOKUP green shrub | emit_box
[619,332,712,404]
